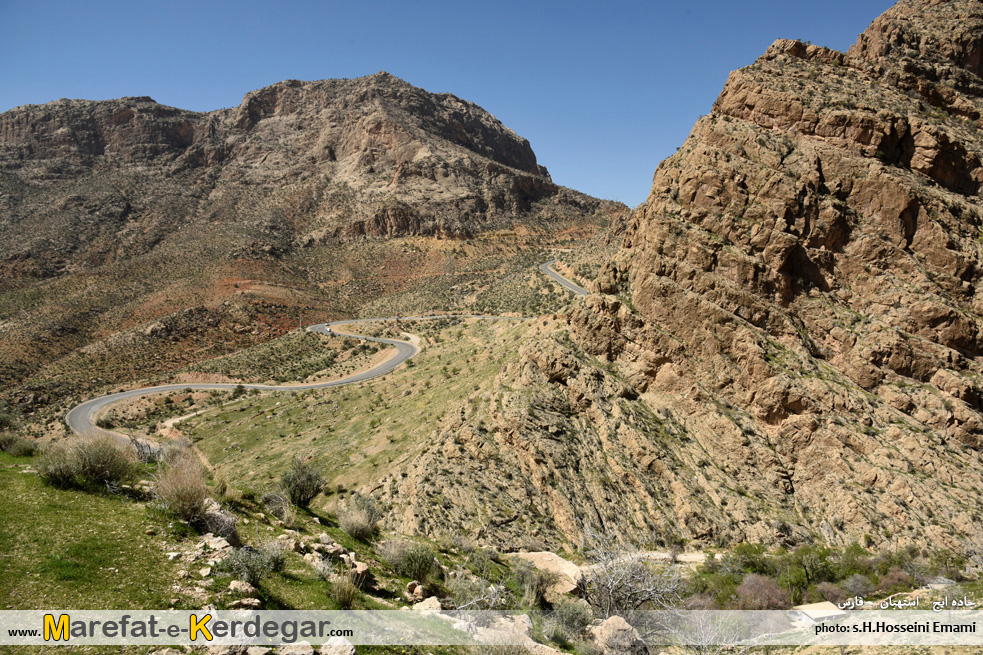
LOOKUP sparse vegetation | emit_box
[279,457,325,507]
[380,540,441,585]
[36,435,137,491]
[153,451,210,522]
[218,539,288,587]
[338,492,384,541]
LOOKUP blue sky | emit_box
[1,0,895,206]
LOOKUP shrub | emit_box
[35,443,79,488]
[338,493,383,541]
[262,490,298,527]
[154,454,210,522]
[256,538,288,574]
[816,581,846,605]
[735,573,789,610]
[216,474,242,504]
[316,563,362,609]
[553,599,593,635]
[380,541,440,583]
[218,543,284,587]
[514,560,561,608]
[0,409,19,432]
[279,458,324,507]
[877,567,913,595]
[73,435,137,488]
[841,573,873,597]
[0,435,37,457]
[36,435,136,490]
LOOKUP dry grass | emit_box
[337,493,383,542]
[36,434,137,490]
[153,451,210,522]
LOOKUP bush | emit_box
[35,444,79,488]
[735,573,789,610]
[216,474,242,504]
[0,434,37,457]
[316,563,362,609]
[74,435,137,488]
[154,454,210,522]
[816,581,846,605]
[841,573,873,597]
[256,538,288,574]
[279,458,324,507]
[338,493,383,541]
[553,599,593,635]
[877,567,913,595]
[262,491,290,518]
[262,490,298,527]
[514,560,560,608]
[380,541,440,583]
[0,410,19,432]
[218,542,284,586]
[36,435,136,490]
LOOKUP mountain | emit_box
[381,0,983,555]
[0,73,621,424]
[0,71,590,279]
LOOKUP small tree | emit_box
[579,529,681,624]
[279,458,324,507]
[735,573,789,610]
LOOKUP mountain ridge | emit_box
[375,0,983,555]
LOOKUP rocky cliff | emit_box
[382,0,983,556]
[0,72,587,280]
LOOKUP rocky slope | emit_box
[0,73,620,423]
[0,72,588,280]
[381,0,983,556]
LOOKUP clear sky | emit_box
[1,0,896,207]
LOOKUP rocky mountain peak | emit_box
[849,0,983,79]
[386,0,983,554]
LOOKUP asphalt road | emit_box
[64,315,526,442]
[64,264,588,444]
[540,260,589,296]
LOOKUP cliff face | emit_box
[382,0,983,554]
[0,72,572,281]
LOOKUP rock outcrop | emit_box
[382,0,983,556]
[0,72,591,280]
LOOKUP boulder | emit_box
[413,596,442,611]
[229,580,257,595]
[586,616,647,655]
[278,644,316,655]
[321,636,356,655]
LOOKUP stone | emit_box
[586,616,647,655]
[413,597,442,611]
[228,598,261,610]
[321,636,355,655]
[277,644,315,655]
[229,580,257,595]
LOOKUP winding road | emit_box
[65,262,589,444]
[540,260,589,296]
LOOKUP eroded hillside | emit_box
[379,0,983,556]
